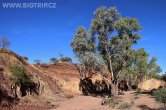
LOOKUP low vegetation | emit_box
[10,66,31,85]
[153,87,166,107]
[102,97,119,108]
[10,65,39,96]
[60,57,72,63]
[118,102,132,110]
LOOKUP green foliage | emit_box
[71,26,94,58]
[119,49,149,84]
[90,7,121,75]
[79,52,106,70]
[50,57,58,64]
[110,18,142,77]
[148,57,162,78]
[71,6,161,89]
[118,48,162,87]
[10,66,40,96]
[0,36,11,48]
[153,88,166,105]
[10,66,30,84]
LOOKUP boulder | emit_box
[138,78,166,91]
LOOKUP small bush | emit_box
[118,102,132,110]
[10,66,30,84]
[60,57,72,63]
[102,97,119,108]
[153,87,166,106]
[10,65,39,96]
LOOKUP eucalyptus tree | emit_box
[71,6,161,96]
[89,7,142,96]
[71,6,141,95]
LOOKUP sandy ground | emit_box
[54,91,165,110]
[55,96,109,110]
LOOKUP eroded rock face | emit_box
[0,67,4,80]
[79,75,110,96]
[138,78,166,91]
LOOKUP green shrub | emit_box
[153,87,166,106]
[10,66,30,84]
[10,66,40,96]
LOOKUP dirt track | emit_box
[55,91,164,110]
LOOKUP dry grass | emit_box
[102,97,120,108]
[118,102,132,110]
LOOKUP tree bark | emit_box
[105,45,119,97]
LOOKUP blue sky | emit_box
[0,0,166,73]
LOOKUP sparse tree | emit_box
[50,58,58,65]
[34,59,41,65]
[60,57,72,63]
[0,36,11,48]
